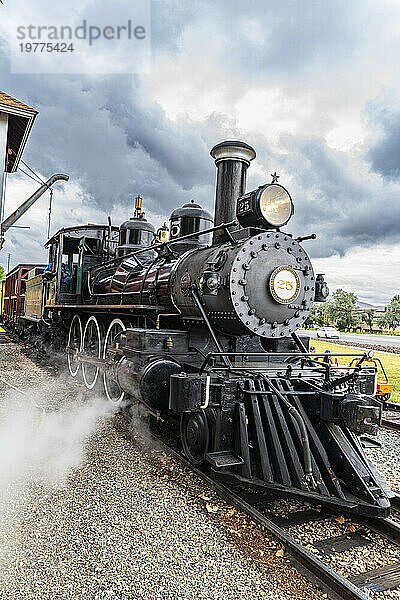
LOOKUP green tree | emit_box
[388,295,400,312]
[305,302,331,327]
[361,308,375,332]
[327,289,359,330]
[377,311,398,332]
[378,295,400,331]
[0,266,5,281]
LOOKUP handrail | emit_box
[89,219,238,274]
[199,350,368,374]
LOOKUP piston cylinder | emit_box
[116,355,182,411]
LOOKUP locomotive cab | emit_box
[44,224,119,306]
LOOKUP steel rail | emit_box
[8,334,394,599]
[133,410,400,600]
[390,494,400,512]
[381,418,400,432]
[358,514,400,546]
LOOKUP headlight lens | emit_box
[259,185,293,227]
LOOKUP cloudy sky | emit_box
[0,0,400,304]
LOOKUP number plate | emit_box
[269,265,301,304]
[237,198,251,214]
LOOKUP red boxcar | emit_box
[2,264,44,328]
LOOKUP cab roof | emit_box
[45,224,119,248]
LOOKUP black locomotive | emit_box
[18,140,392,517]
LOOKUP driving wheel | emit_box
[67,314,82,377]
[82,315,103,389]
[103,318,129,406]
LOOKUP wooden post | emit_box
[0,112,9,222]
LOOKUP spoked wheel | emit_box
[82,316,103,390]
[103,318,128,406]
[67,314,83,377]
[180,410,209,466]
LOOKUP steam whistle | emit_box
[134,194,143,219]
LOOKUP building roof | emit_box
[6,263,45,278]
[0,90,38,173]
[0,91,38,115]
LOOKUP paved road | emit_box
[299,330,400,349]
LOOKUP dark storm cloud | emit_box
[0,0,370,217]
[151,0,205,53]
[253,135,400,257]
[152,0,361,74]
[105,94,212,190]
[152,0,362,85]
[0,0,221,217]
[367,105,400,179]
[0,55,214,217]
[213,0,358,79]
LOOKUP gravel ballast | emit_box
[365,425,400,493]
[0,341,323,600]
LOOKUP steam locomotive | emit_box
[12,140,393,517]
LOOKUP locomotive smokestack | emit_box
[210,140,256,244]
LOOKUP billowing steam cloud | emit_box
[0,389,112,488]
[0,381,114,589]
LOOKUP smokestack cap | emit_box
[210,140,256,165]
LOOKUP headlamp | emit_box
[315,274,329,302]
[236,183,294,229]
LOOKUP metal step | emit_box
[206,451,244,469]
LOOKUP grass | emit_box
[312,339,400,404]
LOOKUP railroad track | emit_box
[134,415,400,600]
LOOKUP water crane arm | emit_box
[0,173,69,247]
